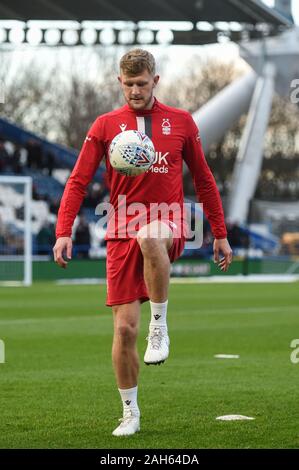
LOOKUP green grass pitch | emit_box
[0,281,298,449]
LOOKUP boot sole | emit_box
[112,428,140,437]
[144,360,165,365]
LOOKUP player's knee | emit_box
[116,322,138,345]
[137,236,162,257]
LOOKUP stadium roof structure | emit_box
[0,0,293,46]
[0,0,292,24]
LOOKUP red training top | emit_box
[56,98,227,240]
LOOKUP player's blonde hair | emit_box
[119,49,156,76]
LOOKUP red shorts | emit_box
[106,224,185,306]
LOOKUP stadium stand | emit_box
[0,118,109,257]
[0,117,294,260]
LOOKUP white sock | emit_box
[118,386,140,417]
[150,300,168,327]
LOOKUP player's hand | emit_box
[213,238,233,272]
[53,237,72,269]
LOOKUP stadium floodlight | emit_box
[118,29,135,45]
[99,28,116,45]
[8,27,25,45]
[0,175,32,286]
[229,22,243,32]
[196,21,214,31]
[138,21,193,32]
[26,28,43,46]
[62,29,79,46]
[215,22,231,31]
[156,29,174,45]
[44,28,61,45]
[81,28,97,45]
[136,29,154,44]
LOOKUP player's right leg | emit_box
[137,220,185,365]
[137,221,172,365]
[111,301,141,436]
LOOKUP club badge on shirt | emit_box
[162,118,171,135]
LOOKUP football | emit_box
[109,130,155,176]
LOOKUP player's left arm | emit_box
[182,113,233,271]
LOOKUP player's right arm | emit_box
[54,118,105,268]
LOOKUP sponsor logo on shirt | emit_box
[148,152,169,174]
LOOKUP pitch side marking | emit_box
[214,354,240,359]
[216,415,255,421]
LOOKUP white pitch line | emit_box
[214,354,240,359]
[170,274,299,284]
[53,274,299,286]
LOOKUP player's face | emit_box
[118,69,160,111]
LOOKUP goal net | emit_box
[0,175,32,286]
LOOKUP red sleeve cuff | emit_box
[56,232,72,239]
[214,233,227,240]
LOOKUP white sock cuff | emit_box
[150,300,168,326]
[118,386,138,394]
[150,300,168,309]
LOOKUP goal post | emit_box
[0,175,32,286]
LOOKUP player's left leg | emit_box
[111,300,141,436]
[137,221,173,365]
